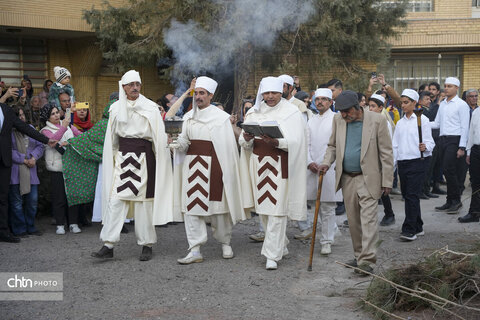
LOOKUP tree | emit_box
[84,0,408,113]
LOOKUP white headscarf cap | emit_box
[195,76,218,94]
[401,89,419,102]
[314,88,333,100]
[445,77,460,87]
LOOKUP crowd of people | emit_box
[0,67,478,274]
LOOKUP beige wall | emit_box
[0,0,127,31]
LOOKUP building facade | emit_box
[0,0,173,120]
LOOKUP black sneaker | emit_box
[435,202,451,211]
[458,213,480,223]
[379,215,395,226]
[91,246,113,259]
[400,232,417,241]
[446,200,462,214]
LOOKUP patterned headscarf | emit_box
[39,103,57,122]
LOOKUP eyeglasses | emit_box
[125,82,141,88]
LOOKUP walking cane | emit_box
[413,107,424,160]
[307,171,325,271]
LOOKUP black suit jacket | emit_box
[0,103,49,167]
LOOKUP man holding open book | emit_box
[239,76,307,270]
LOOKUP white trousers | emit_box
[184,213,232,251]
[298,201,337,245]
[260,214,289,261]
[100,197,156,246]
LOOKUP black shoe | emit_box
[419,193,429,200]
[446,200,462,214]
[15,232,29,238]
[380,215,395,226]
[345,258,357,268]
[435,202,451,211]
[343,220,349,227]
[121,225,129,233]
[432,184,447,195]
[425,191,439,198]
[91,246,113,259]
[458,213,479,223]
[139,246,152,261]
[354,263,373,276]
[0,233,21,243]
[400,232,417,241]
[28,230,43,236]
[335,203,345,215]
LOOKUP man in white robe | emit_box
[239,76,307,270]
[174,76,247,264]
[91,70,177,261]
[278,74,313,122]
[295,88,342,255]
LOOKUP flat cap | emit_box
[335,90,359,111]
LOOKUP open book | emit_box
[241,121,284,139]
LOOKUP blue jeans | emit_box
[8,184,39,235]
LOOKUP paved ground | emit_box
[1,186,479,320]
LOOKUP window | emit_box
[0,38,47,88]
[473,0,480,7]
[380,56,461,93]
[382,1,433,12]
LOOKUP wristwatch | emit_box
[459,147,466,151]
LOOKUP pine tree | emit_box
[84,0,408,113]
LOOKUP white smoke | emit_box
[163,0,315,81]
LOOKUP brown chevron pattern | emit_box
[120,156,141,170]
[187,183,209,198]
[120,169,141,183]
[188,170,209,184]
[189,155,208,169]
[187,198,209,212]
[117,181,139,196]
[258,191,276,205]
[258,162,278,176]
[257,176,278,191]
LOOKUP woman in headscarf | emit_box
[40,103,82,235]
[8,107,45,237]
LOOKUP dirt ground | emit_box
[1,186,479,320]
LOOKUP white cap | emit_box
[118,70,142,123]
[370,94,385,105]
[445,77,460,87]
[314,88,332,100]
[254,77,284,111]
[195,76,218,94]
[121,70,142,85]
[401,89,419,102]
[278,74,294,86]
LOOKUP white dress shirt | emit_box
[430,95,470,147]
[393,113,435,164]
[467,107,480,155]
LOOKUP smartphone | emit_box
[17,88,24,97]
[54,143,65,155]
[76,102,89,109]
[371,72,377,79]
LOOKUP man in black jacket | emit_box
[0,103,57,243]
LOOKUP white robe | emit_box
[173,105,248,223]
[306,109,343,202]
[239,98,307,220]
[102,94,179,225]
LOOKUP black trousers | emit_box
[381,194,394,218]
[0,164,12,235]
[423,142,441,193]
[50,172,77,225]
[469,145,480,216]
[399,157,428,235]
[438,136,465,202]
